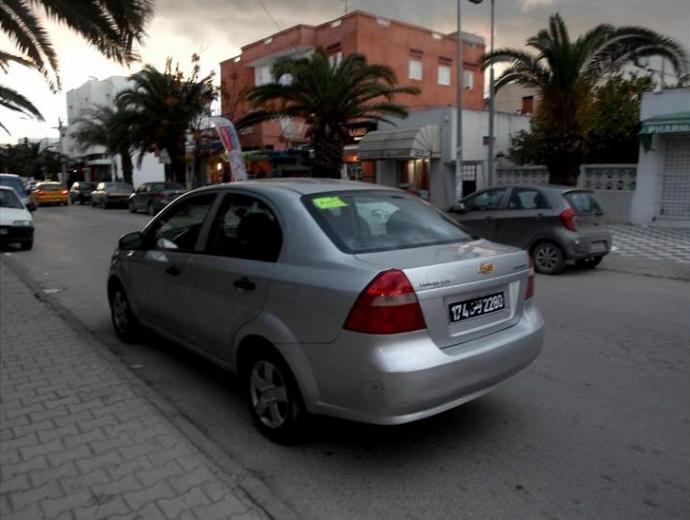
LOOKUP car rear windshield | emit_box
[564,191,603,215]
[0,189,22,209]
[0,177,26,196]
[108,183,133,191]
[304,191,472,254]
[165,183,183,190]
[39,184,63,191]
[79,182,96,189]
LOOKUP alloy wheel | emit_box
[111,290,129,333]
[249,360,289,429]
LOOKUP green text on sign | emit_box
[313,196,348,209]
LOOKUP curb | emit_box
[2,255,300,520]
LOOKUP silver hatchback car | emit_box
[109,179,544,442]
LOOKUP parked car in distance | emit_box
[0,173,36,211]
[0,186,34,250]
[69,181,97,205]
[33,182,69,206]
[128,182,186,215]
[450,185,612,274]
[91,182,134,208]
[108,179,544,442]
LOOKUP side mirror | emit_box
[448,202,467,214]
[119,231,145,251]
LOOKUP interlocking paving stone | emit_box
[1,262,268,520]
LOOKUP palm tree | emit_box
[241,50,420,178]
[482,13,688,185]
[115,58,216,184]
[71,105,134,184]
[0,0,153,128]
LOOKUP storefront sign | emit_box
[346,122,377,143]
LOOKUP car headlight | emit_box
[12,220,33,227]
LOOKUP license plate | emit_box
[0,229,7,235]
[591,241,607,253]
[449,292,506,323]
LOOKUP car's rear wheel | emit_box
[576,256,603,269]
[109,283,141,343]
[20,240,33,251]
[532,241,565,274]
[147,201,156,216]
[245,348,305,443]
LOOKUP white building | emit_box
[357,107,531,209]
[631,87,690,225]
[63,76,165,187]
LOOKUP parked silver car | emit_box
[108,180,544,442]
[451,185,612,274]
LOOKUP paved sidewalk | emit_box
[0,263,270,520]
[609,225,690,264]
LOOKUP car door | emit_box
[185,192,282,361]
[494,187,551,248]
[126,192,218,343]
[456,188,508,240]
[133,184,147,210]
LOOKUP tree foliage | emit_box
[240,49,419,178]
[0,139,65,179]
[115,55,217,184]
[483,13,688,184]
[0,0,153,130]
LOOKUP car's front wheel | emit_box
[20,240,33,251]
[245,348,306,443]
[532,241,565,274]
[128,200,137,213]
[109,282,141,343]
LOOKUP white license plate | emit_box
[0,229,8,235]
[591,241,607,253]
[449,291,506,323]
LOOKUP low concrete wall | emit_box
[590,190,635,224]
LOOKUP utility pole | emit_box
[487,0,496,187]
[455,0,464,204]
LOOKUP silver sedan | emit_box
[108,179,544,442]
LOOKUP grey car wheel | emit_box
[128,200,137,213]
[109,284,141,343]
[147,201,156,216]
[246,350,305,443]
[532,242,565,274]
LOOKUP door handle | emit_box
[234,277,256,291]
[165,265,182,276]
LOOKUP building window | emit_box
[254,65,272,86]
[409,58,423,81]
[328,51,343,68]
[438,64,451,86]
[464,70,474,90]
[522,96,534,114]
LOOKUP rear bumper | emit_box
[282,303,544,425]
[555,229,612,260]
[37,195,68,205]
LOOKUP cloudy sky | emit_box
[2,0,689,144]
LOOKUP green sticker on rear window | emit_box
[313,196,347,209]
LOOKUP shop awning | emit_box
[357,125,440,160]
[639,112,690,151]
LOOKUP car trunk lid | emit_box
[354,240,530,349]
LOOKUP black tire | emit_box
[128,200,137,213]
[576,256,603,269]
[108,282,141,343]
[20,240,33,251]
[91,199,96,207]
[102,198,108,209]
[532,241,565,274]
[244,347,306,444]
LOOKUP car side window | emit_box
[149,194,216,252]
[463,189,507,211]
[205,193,282,262]
[507,189,550,210]
[97,183,105,190]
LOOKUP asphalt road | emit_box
[4,204,689,520]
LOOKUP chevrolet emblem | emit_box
[478,262,494,274]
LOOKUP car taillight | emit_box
[525,256,535,300]
[343,269,426,334]
[154,192,166,198]
[560,208,577,231]
[61,190,68,195]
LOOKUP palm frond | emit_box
[0,83,43,119]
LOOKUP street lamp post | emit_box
[469,0,495,187]
[455,0,464,204]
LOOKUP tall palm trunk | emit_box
[119,147,133,185]
[167,142,187,185]
[312,132,344,179]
